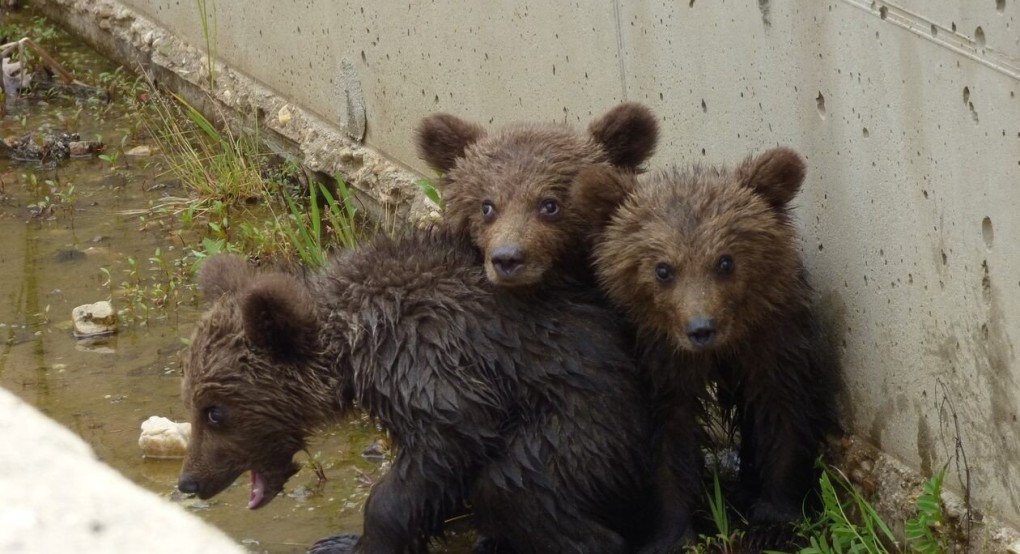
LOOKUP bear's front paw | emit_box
[307,533,360,554]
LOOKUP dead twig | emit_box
[936,378,973,542]
[1,37,83,86]
[20,38,75,84]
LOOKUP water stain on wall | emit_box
[916,414,934,477]
[757,0,771,28]
[980,307,1020,512]
[868,399,897,449]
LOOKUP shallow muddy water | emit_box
[0,9,473,553]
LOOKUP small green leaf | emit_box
[415,178,443,208]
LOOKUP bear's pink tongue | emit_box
[247,470,266,509]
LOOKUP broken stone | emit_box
[96,4,115,19]
[138,416,191,459]
[124,145,152,157]
[68,141,99,157]
[2,132,104,162]
[277,104,292,126]
[71,301,117,338]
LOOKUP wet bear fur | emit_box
[177,231,652,554]
[415,102,657,289]
[585,148,840,547]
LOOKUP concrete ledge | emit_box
[0,387,244,553]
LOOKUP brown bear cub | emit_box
[415,102,657,289]
[417,104,700,547]
[590,148,839,540]
[177,231,652,554]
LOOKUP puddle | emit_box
[0,9,472,553]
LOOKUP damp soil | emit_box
[0,9,472,553]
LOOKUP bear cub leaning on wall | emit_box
[584,147,841,547]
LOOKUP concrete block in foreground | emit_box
[0,387,244,553]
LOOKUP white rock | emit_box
[125,145,152,157]
[278,104,292,125]
[72,301,117,338]
[68,141,95,157]
[138,416,191,459]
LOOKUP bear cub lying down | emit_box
[177,231,652,554]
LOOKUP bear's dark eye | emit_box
[654,262,674,283]
[481,200,496,221]
[717,255,735,276]
[204,406,225,428]
[538,199,560,219]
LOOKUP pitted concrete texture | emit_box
[0,387,245,553]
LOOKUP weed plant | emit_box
[903,471,947,554]
[795,465,899,554]
[142,79,375,267]
[686,463,951,553]
[144,87,267,205]
[801,465,949,553]
[279,178,362,268]
[687,470,745,553]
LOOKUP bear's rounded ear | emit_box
[197,254,254,302]
[588,102,658,169]
[572,167,639,231]
[415,113,487,172]
[241,273,317,362]
[737,147,806,209]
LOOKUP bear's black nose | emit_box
[490,246,525,278]
[178,473,200,494]
[685,317,716,348]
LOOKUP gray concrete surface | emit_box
[32,0,1020,542]
[0,387,245,553]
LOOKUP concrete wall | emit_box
[40,0,1020,535]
